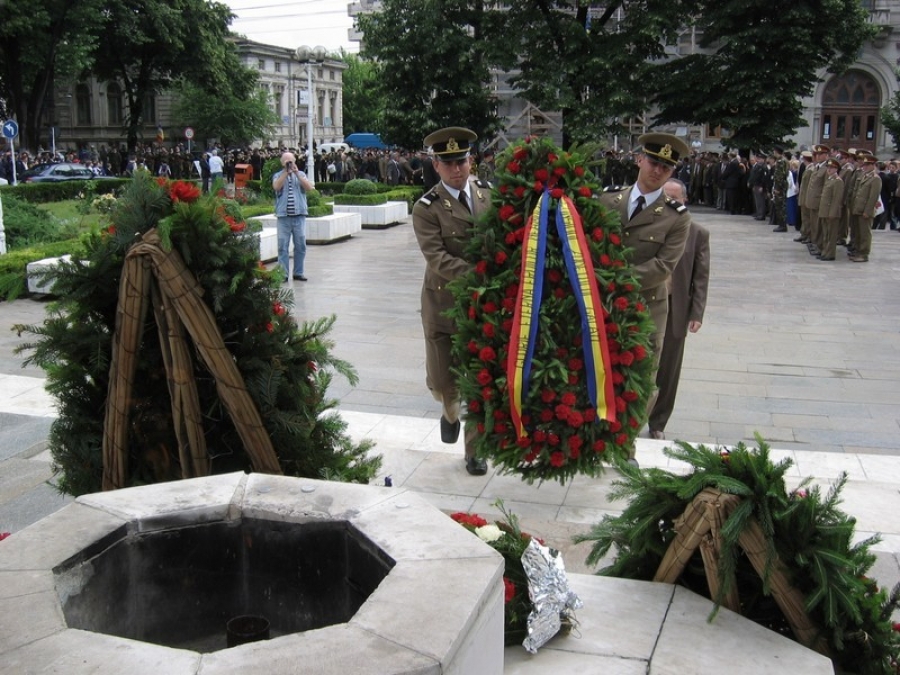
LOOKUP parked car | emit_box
[20,163,96,183]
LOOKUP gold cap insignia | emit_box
[447,138,459,152]
[660,144,673,160]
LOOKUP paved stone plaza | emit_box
[1,205,899,671]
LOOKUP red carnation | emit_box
[514,185,527,198]
[517,436,532,448]
[505,284,519,297]
[547,433,560,446]
[574,166,585,177]
[615,433,628,446]
[592,440,606,453]
[612,371,625,385]
[547,269,562,283]
[579,186,593,198]
[568,358,583,372]
[547,153,558,162]
[475,260,488,274]
[476,368,492,385]
[483,323,495,338]
[494,422,508,434]
[553,287,566,299]
[468,307,476,320]
[533,430,547,443]
[479,346,497,362]
[553,166,566,177]
[513,147,528,160]
[592,228,604,241]
[619,351,635,366]
[541,389,556,403]
[495,251,508,265]
[505,231,518,245]
[502,298,515,312]
[508,160,521,174]
[504,577,517,603]
[266,322,274,333]
[568,374,578,384]
[499,184,509,194]
[632,345,647,361]
[501,318,513,333]
[635,302,645,312]
[605,323,620,335]
[549,452,565,467]
[169,181,201,203]
[555,404,571,420]
[550,187,564,199]
[483,302,498,314]
[499,204,516,221]
[468,400,481,413]
[567,435,582,454]
[482,387,494,399]
[540,409,554,422]
[600,254,612,266]
[534,168,549,182]
[622,390,639,402]
[583,408,596,422]
[567,410,584,428]
[273,302,286,316]
[614,296,629,311]
[609,233,621,245]
[533,181,544,192]
[609,419,622,432]
[561,392,576,406]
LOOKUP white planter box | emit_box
[26,255,71,295]
[333,202,408,229]
[251,213,362,245]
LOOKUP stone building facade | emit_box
[43,38,346,153]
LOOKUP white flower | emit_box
[475,524,504,543]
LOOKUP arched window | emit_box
[76,84,92,126]
[820,71,881,152]
[107,83,122,125]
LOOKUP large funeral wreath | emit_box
[449,136,656,484]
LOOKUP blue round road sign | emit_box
[2,120,19,139]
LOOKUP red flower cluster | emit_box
[0,532,10,542]
[169,180,201,204]
[450,512,489,528]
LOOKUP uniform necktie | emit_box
[458,190,470,212]
[631,195,645,220]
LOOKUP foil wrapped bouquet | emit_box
[451,501,581,650]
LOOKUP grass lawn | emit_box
[37,200,106,232]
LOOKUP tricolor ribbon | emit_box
[506,191,615,438]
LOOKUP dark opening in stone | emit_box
[54,518,394,652]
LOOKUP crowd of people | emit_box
[0,141,488,188]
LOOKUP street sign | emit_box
[184,127,194,140]
[2,120,19,139]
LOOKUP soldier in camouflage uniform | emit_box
[771,147,789,231]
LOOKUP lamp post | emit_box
[295,45,327,180]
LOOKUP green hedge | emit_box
[383,187,423,211]
[344,179,379,195]
[0,239,84,301]
[333,193,388,206]
[1,179,127,203]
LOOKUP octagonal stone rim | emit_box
[0,472,504,675]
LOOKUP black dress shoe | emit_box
[819,256,835,261]
[440,416,460,444]
[795,236,809,243]
[293,275,308,281]
[773,226,787,232]
[465,456,487,476]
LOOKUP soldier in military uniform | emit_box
[848,155,881,262]
[771,147,789,231]
[412,127,492,476]
[598,132,691,465]
[816,158,844,261]
[802,145,830,257]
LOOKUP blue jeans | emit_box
[277,215,307,277]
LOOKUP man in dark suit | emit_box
[599,132,691,464]
[412,127,492,475]
[648,178,709,440]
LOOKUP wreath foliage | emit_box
[448,136,656,484]
[575,439,900,674]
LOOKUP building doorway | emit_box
[820,71,881,153]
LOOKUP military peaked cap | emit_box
[423,127,477,162]
[637,132,689,167]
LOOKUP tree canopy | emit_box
[357,0,874,150]
[340,51,387,137]
[170,81,279,148]
[0,0,104,151]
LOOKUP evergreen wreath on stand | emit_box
[575,439,900,674]
[15,174,380,496]
[448,136,656,484]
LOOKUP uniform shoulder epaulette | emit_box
[603,185,627,193]
[418,188,440,206]
[666,197,688,213]
[474,179,491,189]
